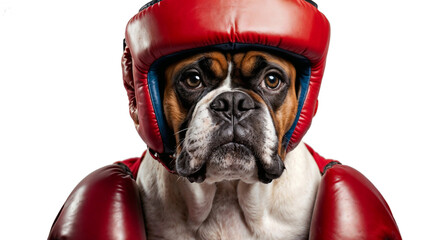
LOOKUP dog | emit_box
[134,50,322,240]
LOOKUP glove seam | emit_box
[322,161,341,175]
[116,162,135,179]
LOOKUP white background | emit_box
[0,0,426,239]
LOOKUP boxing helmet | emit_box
[122,0,330,169]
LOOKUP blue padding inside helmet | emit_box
[147,43,311,154]
[284,66,311,147]
[147,63,176,154]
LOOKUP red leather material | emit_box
[48,165,146,240]
[123,0,331,154]
[122,46,136,122]
[122,46,164,153]
[126,0,329,69]
[309,165,402,240]
[313,100,319,117]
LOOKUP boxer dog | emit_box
[135,50,321,240]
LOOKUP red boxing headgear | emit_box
[122,0,330,159]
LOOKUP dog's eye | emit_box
[263,73,282,89]
[183,72,203,89]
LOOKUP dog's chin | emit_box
[204,143,258,184]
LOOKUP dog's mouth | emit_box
[176,141,285,184]
[177,142,252,183]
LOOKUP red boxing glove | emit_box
[48,163,146,240]
[309,164,402,240]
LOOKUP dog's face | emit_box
[162,51,298,184]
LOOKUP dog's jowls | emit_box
[135,51,321,240]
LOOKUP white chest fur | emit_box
[136,143,321,240]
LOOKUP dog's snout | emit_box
[210,91,255,121]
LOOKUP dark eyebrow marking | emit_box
[249,55,290,84]
[198,57,217,80]
[176,57,214,79]
[251,56,268,76]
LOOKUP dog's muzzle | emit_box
[176,90,285,184]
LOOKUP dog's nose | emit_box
[210,91,256,122]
